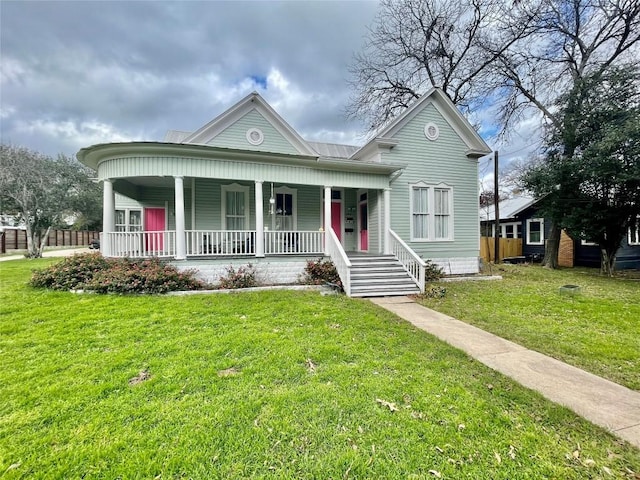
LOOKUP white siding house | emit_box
[77,89,491,296]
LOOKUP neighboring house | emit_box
[481,196,640,269]
[77,89,491,296]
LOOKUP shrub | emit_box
[30,252,110,290]
[30,254,205,294]
[303,258,342,290]
[424,259,444,282]
[217,264,258,290]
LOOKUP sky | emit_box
[1,1,541,178]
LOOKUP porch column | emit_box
[102,179,115,256]
[324,186,332,255]
[383,188,391,255]
[255,181,265,257]
[174,176,186,260]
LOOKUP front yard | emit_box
[419,264,640,391]
[1,259,638,478]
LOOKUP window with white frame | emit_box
[115,209,142,232]
[526,218,544,245]
[274,186,297,231]
[410,182,453,241]
[221,184,250,230]
[629,219,640,245]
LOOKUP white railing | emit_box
[186,230,256,256]
[104,231,176,258]
[389,229,426,292]
[265,230,324,255]
[326,227,352,296]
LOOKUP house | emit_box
[77,88,491,296]
[481,196,640,269]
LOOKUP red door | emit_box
[331,202,342,241]
[322,201,342,241]
[144,208,165,252]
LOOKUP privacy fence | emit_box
[480,237,523,262]
[0,228,100,254]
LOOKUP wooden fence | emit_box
[480,237,523,262]
[0,228,100,254]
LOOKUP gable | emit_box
[182,92,316,156]
[206,109,300,155]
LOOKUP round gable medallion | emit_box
[246,128,264,146]
[424,122,439,141]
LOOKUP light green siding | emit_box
[208,109,300,155]
[100,156,390,190]
[384,103,480,258]
[368,190,380,254]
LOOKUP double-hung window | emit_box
[274,186,297,231]
[526,218,544,245]
[115,209,142,232]
[221,184,250,230]
[410,182,453,241]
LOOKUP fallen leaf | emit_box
[435,446,444,454]
[6,463,21,471]
[572,450,580,459]
[508,445,516,459]
[375,398,398,412]
[583,458,596,467]
[494,452,502,464]
[602,466,613,476]
[458,424,466,431]
[128,369,151,385]
[217,367,239,377]
[305,358,316,373]
[428,470,442,478]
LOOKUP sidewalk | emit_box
[0,247,90,262]
[370,296,640,449]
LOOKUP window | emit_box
[274,186,297,231]
[500,222,521,238]
[410,183,453,241]
[526,218,544,245]
[629,220,640,245]
[221,184,250,230]
[115,209,142,232]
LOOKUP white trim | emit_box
[424,122,439,141]
[115,208,143,232]
[246,128,264,146]
[221,183,251,230]
[526,218,544,245]
[409,181,454,242]
[581,239,598,246]
[357,189,369,252]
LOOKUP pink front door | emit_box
[144,208,165,251]
[331,202,342,241]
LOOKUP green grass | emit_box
[1,259,639,479]
[419,264,640,391]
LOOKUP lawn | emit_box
[419,264,640,391]
[1,259,639,479]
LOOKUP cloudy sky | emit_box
[1,1,540,177]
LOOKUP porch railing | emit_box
[264,230,324,255]
[326,227,351,296]
[186,230,256,256]
[389,229,426,293]
[104,231,176,258]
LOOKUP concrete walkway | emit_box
[370,296,640,449]
[0,247,90,262]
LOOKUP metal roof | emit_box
[480,195,536,221]
[163,130,192,143]
[306,141,360,159]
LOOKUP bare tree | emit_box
[349,0,640,267]
[347,0,537,130]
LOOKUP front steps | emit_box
[348,254,421,297]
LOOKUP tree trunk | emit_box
[24,222,38,258]
[37,226,51,257]
[600,248,616,277]
[541,222,561,269]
